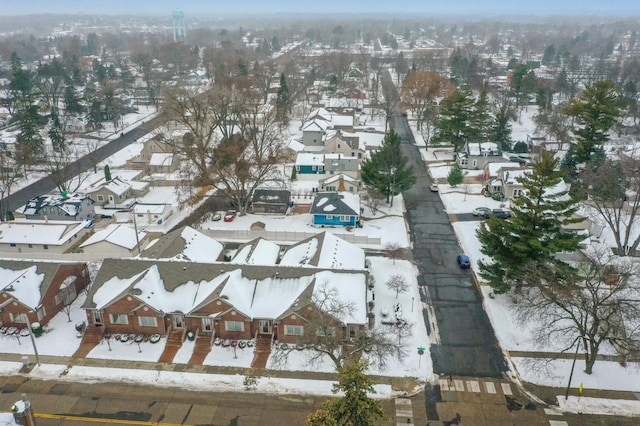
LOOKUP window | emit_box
[326,215,333,220]
[28,244,32,248]
[138,316,157,327]
[316,327,334,337]
[9,243,16,247]
[513,189,524,197]
[37,306,46,321]
[43,245,49,250]
[340,215,349,222]
[225,320,244,332]
[338,144,341,148]
[285,325,303,336]
[97,195,104,202]
[460,159,468,166]
[110,314,128,325]
[472,159,477,168]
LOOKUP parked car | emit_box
[490,209,512,219]
[223,210,237,222]
[211,211,222,221]
[429,182,439,192]
[456,254,471,269]
[472,207,492,217]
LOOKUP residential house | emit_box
[324,154,359,179]
[457,142,503,170]
[140,226,224,263]
[279,231,365,270]
[82,259,367,345]
[310,192,360,227]
[301,119,329,148]
[127,134,174,170]
[80,224,147,257]
[324,131,364,159]
[17,194,95,222]
[251,189,291,214]
[318,174,361,193]
[0,261,90,328]
[132,203,174,225]
[86,177,133,207]
[0,220,91,253]
[295,153,325,174]
[63,115,86,133]
[329,114,354,131]
[483,162,523,189]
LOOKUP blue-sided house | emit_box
[310,192,360,227]
[295,153,326,174]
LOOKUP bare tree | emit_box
[383,242,403,265]
[0,150,21,221]
[386,274,409,299]
[402,70,453,130]
[380,77,399,132]
[57,275,78,322]
[270,281,406,371]
[515,248,640,374]
[579,155,640,256]
[362,188,385,216]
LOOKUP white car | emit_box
[472,207,492,217]
[429,183,439,192]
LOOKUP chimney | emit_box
[12,394,36,426]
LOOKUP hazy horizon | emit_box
[5,0,640,17]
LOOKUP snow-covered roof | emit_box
[287,138,305,152]
[320,174,359,185]
[466,142,501,156]
[306,107,332,122]
[103,177,131,197]
[18,193,90,217]
[140,226,223,263]
[0,220,89,246]
[231,238,280,265]
[329,115,354,129]
[302,119,329,132]
[486,162,521,177]
[86,259,368,324]
[149,153,174,166]
[295,153,325,166]
[80,224,146,250]
[133,204,169,215]
[0,264,43,310]
[310,192,360,217]
[280,232,365,270]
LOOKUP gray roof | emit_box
[310,192,359,216]
[252,189,291,205]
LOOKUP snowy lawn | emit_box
[366,258,433,379]
[267,346,337,373]
[203,344,254,368]
[29,364,394,398]
[440,186,508,215]
[0,293,87,357]
[87,335,167,361]
[172,338,195,364]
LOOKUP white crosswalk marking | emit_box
[501,383,513,395]
[454,379,465,391]
[548,421,569,426]
[439,379,450,391]
[485,382,496,394]
[467,380,481,392]
[544,408,563,416]
[395,398,412,426]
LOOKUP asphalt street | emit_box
[390,113,508,378]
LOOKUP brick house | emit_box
[83,259,367,346]
[0,261,90,328]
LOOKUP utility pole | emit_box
[132,207,141,255]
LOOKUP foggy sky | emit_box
[5,0,640,17]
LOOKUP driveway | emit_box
[390,114,507,378]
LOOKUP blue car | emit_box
[456,254,471,269]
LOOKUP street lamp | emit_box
[565,339,582,400]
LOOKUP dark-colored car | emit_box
[456,255,471,269]
[490,209,512,219]
[223,210,237,222]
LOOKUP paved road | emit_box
[1,113,166,214]
[0,374,394,426]
[390,113,508,378]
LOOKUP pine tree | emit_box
[361,129,416,207]
[562,80,626,165]
[477,151,584,294]
[447,162,464,187]
[276,73,290,124]
[469,91,492,141]
[104,164,112,181]
[306,360,385,426]
[432,89,475,151]
[14,105,44,174]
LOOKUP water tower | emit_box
[172,10,187,42]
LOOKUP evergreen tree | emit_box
[492,98,514,151]
[361,129,416,207]
[468,91,492,141]
[15,105,44,173]
[63,78,84,116]
[432,89,474,151]
[562,80,626,165]
[306,360,385,426]
[48,113,66,153]
[276,73,290,124]
[447,162,464,187]
[104,164,112,181]
[477,151,584,294]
